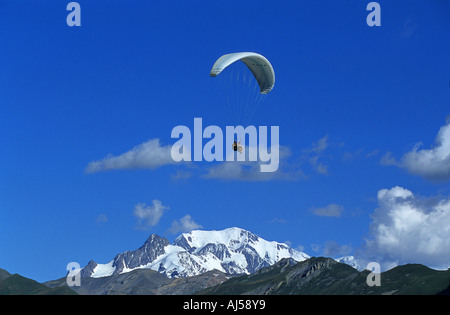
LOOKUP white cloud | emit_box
[203,160,298,181]
[83,135,336,182]
[359,186,450,270]
[133,200,169,229]
[381,121,450,181]
[306,135,329,154]
[379,151,400,166]
[168,214,202,234]
[311,204,344,217]
[203,145,304,181]
[400,122,450,181]
[84,138,301,182]
[85,139,177,173]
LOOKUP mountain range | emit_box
[2,227,449,295]
[80,227,310,279]
[199,257,450,295]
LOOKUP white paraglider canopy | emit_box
[210,52,275,94]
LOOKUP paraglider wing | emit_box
[210,52,275,94]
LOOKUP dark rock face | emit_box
[82,234,170,278]
[112,234,169,274]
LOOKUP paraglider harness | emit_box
[233,140,243,153]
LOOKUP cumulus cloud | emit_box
[381,120,450,181]
[401,122,450,181]
[359,186,450,270]
[85,139,177,173]
[168,214,203,235]
[133,200,169,229]
[310,203,344,217]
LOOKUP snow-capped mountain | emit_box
[80,227,310,279]
[335,256,364,271]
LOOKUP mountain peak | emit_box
[174,227,258,251]
[144,234,168,245]
[141,234,170,252]
[83,227,310,279]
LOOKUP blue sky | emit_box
[1,0,449,282]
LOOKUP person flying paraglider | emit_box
[233,140,243,153]
[210,52,274,157]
